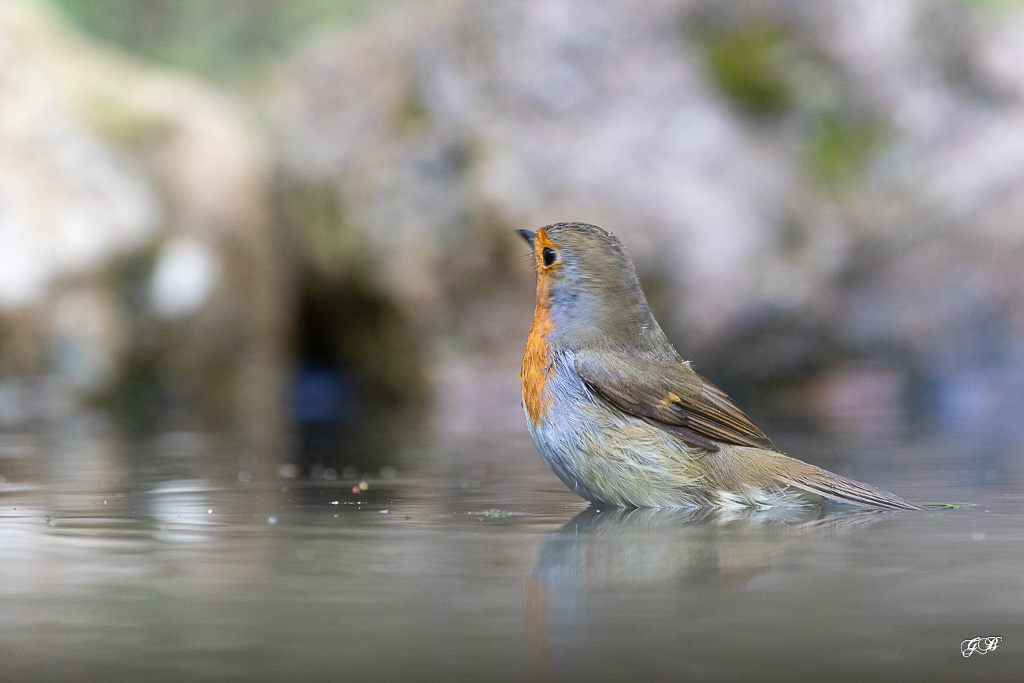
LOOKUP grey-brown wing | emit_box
[575,351,772,451]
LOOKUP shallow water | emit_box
[2,427,1023,682]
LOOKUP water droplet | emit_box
[268,516,277,525]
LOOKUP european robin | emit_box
[518,222,920,510]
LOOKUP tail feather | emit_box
[774,461,922,511]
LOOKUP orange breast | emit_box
[521,290,554,424]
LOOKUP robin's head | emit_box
[518,222,665,348]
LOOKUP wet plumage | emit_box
[519,222,921,510]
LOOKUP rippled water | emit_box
[2,427,1023,682]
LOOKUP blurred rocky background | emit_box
[4,0,1024,471]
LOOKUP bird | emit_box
[518,222,921,510]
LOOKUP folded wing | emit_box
[575,350,772,451]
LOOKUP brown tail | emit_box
[770,455,922,511]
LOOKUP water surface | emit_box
[1,428,1022,681]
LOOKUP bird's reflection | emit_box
[535,504,889,586]
[524,505,894,680]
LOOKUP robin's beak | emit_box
[517,230,536,247]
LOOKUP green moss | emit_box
[40,0,405,87]
[700,21,795,113]
[395,92,430,138]
[76,88,176,151]
[277,181,366,271]
[804,114,884,190]
[476,509,512,518]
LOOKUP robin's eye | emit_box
[542,247,558,266]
